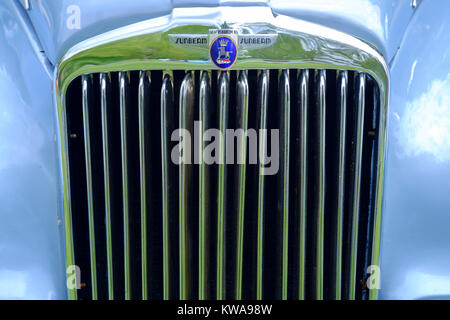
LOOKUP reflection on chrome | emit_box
[398,73,450,162]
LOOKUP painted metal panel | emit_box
[379,0,450,300]
[0,1,66,299]
[25,0,413,65]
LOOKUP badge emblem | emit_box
[209,36,238,70]
[169,23,278,70]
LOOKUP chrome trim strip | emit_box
[256,70,269,300]
[119,71,131,299]
[198,71,211,300]
[59,89,77,301]
[279,70,290,300]
[298,69,309,300]
[348,73,366,300]
[179,72,195,299]
[370,77,386,301]
[315,70,326,300]
[216,71,229,300]
[81,74,98,300]
[57,9,388,96]
[161,73,173,300]
[138,71,151,300]
[235,70,249,300]
[100,72,114,300]
[334,70,348,300]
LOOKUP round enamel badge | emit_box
[209,36,238,70]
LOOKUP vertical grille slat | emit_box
[216,71,229,300]
[100,72,114,300]
[179,72,195,299]
[161,73,174,300]
[297,69,309,300]
[138,71,151,299]
[313,70,326,300]
[332,70,348,299]
[347,73,366,299]
[278,70,290,300]
[81,74,98,300]
[198,71,211,300]
[256,70,269,300]
[66,68,382,301]
[235,71,249,300]
[119,72,131,299]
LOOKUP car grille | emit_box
[64,68,381,300]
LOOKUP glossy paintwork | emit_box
[0,1,66,299]
[24,0,414,65]
[270,0,414,64]
[379,0,450,300]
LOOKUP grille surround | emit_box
[56,8,389,300]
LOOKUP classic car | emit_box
[0,0,449,300]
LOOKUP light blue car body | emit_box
[0,0,449,299]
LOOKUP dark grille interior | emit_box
[65,69,381,300]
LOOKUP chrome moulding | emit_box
[56,8,388,300]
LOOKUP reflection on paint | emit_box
[0,268,56,299]
[0,270,27,298]
[398,73,450,162]
[0,68,45,172]
[399,269,450,299]
[273,0,383,39]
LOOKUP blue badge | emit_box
[209,36,238,70]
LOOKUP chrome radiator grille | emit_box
[65,69,381,300]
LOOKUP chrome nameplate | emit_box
[168,26,278,69]
[168,34,208,47]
